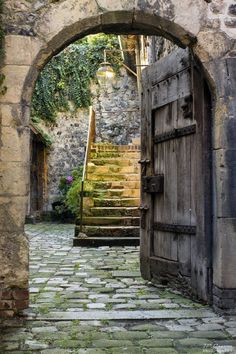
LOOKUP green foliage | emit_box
[32,34,121,124]
[54,168,94,218]
[66,179,93,214]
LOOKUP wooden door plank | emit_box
[140,66,153,281]
[149,48,190,85]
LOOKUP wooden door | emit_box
[140,48,212,302]
[30,135,46,215]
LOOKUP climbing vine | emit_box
[31,34,122,124]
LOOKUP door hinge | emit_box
[154,124,196,144]
[139,205,149,229]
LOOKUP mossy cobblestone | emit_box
[0,223,236,353]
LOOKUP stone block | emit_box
[0,232,28,289]
[228,4,236,16]
[0,103,30,127]
[12,288,29,300]
[0,162,29,196]
[197,31,233,60]
[14,299,29,310]
[0,196,28,231]
[0,126,30,163]
[5,36,32,66]
[225,17,236,27]
[101,10,134,31]
[210,0,227,14]
[0,300,14,310]
[97,0,135,12]
[213,218,236,288]
[214,149,236,218]
[35,0,100,43]
[213,285,236,311]
[0,65,31,104]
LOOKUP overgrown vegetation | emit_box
[31,34,121,124]
[54,169,94,219]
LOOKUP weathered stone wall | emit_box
[146,36,177,63]
[43,109,89,211]
[91,68,140,145]
[1,0,236,315]
[42,68,139,210]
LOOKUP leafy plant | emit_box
[66,179,94,214]
[54,168,94,219]
[31,34,121,124]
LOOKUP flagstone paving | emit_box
[0,223,236,353]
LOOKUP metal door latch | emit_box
[139,205,149,229]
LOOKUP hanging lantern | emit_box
[96,62,115,85]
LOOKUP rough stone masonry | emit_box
[0,0,236,315]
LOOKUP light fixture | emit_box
[96,61,115,85]
[96,49,139,87]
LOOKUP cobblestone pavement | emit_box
[1,223,236,354]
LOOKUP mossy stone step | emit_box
[92,181,140,189]
[75,225,140,238]
[90,152,140,159]
[84,207,140,217]
[91,144,140,152]
[88,173,140,182]
[94,198,140,207]
[76,216,140,226]
[93,189,140,198]
[87,164,139,174]
[90,158,139,166]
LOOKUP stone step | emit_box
[93,188,140,198]
[90,151,140,159]
[94,198,140,207]
[87,164,140,175]
[88,173,140,182]
[73,236,140,247]
[85,207,140,217]
[77,216,140,226]
[39,309,216,321]
[75,225,140,238]
[90,158,140,166]
[91,144,140,152]
[91,180,140,190]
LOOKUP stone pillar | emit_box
[210,56,236,312]
[0,35,35,316]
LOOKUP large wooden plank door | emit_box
[140,48,212,302]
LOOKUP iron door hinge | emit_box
[139,205,149,229]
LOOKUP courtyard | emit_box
[0,223,236,353]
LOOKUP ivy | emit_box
[31,34,122,124]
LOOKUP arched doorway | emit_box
[1,1,236,315]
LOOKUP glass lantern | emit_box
[96,62,115,86]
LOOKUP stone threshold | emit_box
[37,309,217,321]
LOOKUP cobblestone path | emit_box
[1,223,236,353]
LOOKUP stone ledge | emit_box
[38,309,216,321]
[0,287,29,317]
[213,285,236,313]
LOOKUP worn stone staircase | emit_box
[73,143,140,246]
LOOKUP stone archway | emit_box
[1,0,236,315]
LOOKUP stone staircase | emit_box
[73,143,140,246]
